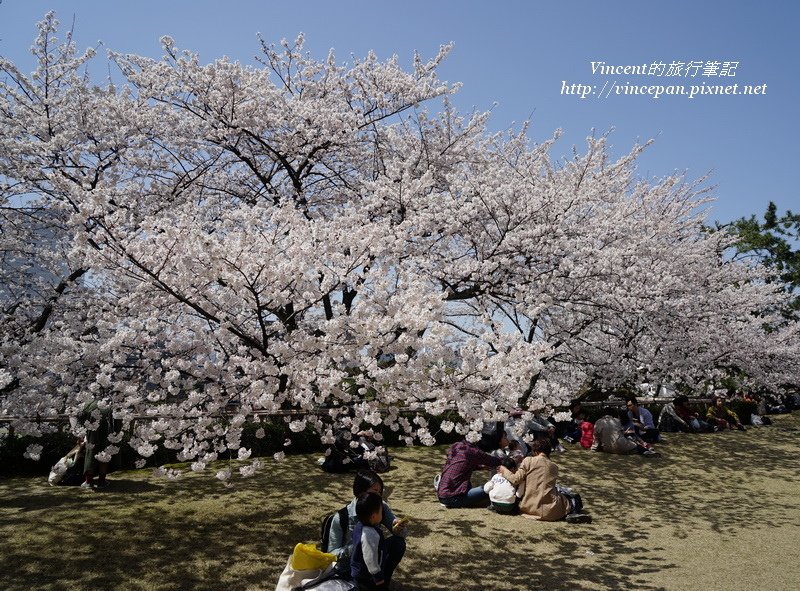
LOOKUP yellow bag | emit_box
[290,543,336,571]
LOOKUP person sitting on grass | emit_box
[658,395,709,433]
[506,439,525,465]
[557,400,585,444]
[351,492,396,590]
[623,396,660,443]
[437,427,507,508]
[741,391,772,426]
[497,439,591,523]
[327,470,406,577]
[530,414,567,453]
[621,420,660,456]
[578,412,594,450]
[489,437,525,466]
[507,411,565,453]
[483,456,524,514]
[707,395,746,431]
[592,409,634,454]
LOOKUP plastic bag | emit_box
[48,457,72,486]
[48,444,82,486]
[275,543,342,591]
[275,556,332,591]
[291,543,335,571]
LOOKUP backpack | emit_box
[321,437,390,474]
[320,505,349,553]
[359,439,391,473]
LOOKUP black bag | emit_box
[357,438,391,473]
[320,505,349,553]
[321,433,389,473]
[367,451,391,474]
[321,449,349,474]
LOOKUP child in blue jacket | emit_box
[350,492,390,590]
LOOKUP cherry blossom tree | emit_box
[1,14,797,479]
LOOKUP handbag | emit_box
[48,444,82,486]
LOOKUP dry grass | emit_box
[1,414,799,591]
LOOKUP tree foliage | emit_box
[718,201,800,317]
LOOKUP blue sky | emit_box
[1,0,797,223]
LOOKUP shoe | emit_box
[80,481,95,490]
[642,449,659,457]
[95,480,109,489]
[565,512,592,524]
[563,436,575,444]
[570,493,584,514]
[554,443,567,453]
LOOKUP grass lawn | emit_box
[1,413,799,591]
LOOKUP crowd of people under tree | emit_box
[52,390,796,591]
[284,389,794,590]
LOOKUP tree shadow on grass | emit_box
[381,416,800,591]
[370,457,662,589]
[0,458,345,591]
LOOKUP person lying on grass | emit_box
[593,408,658,456]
